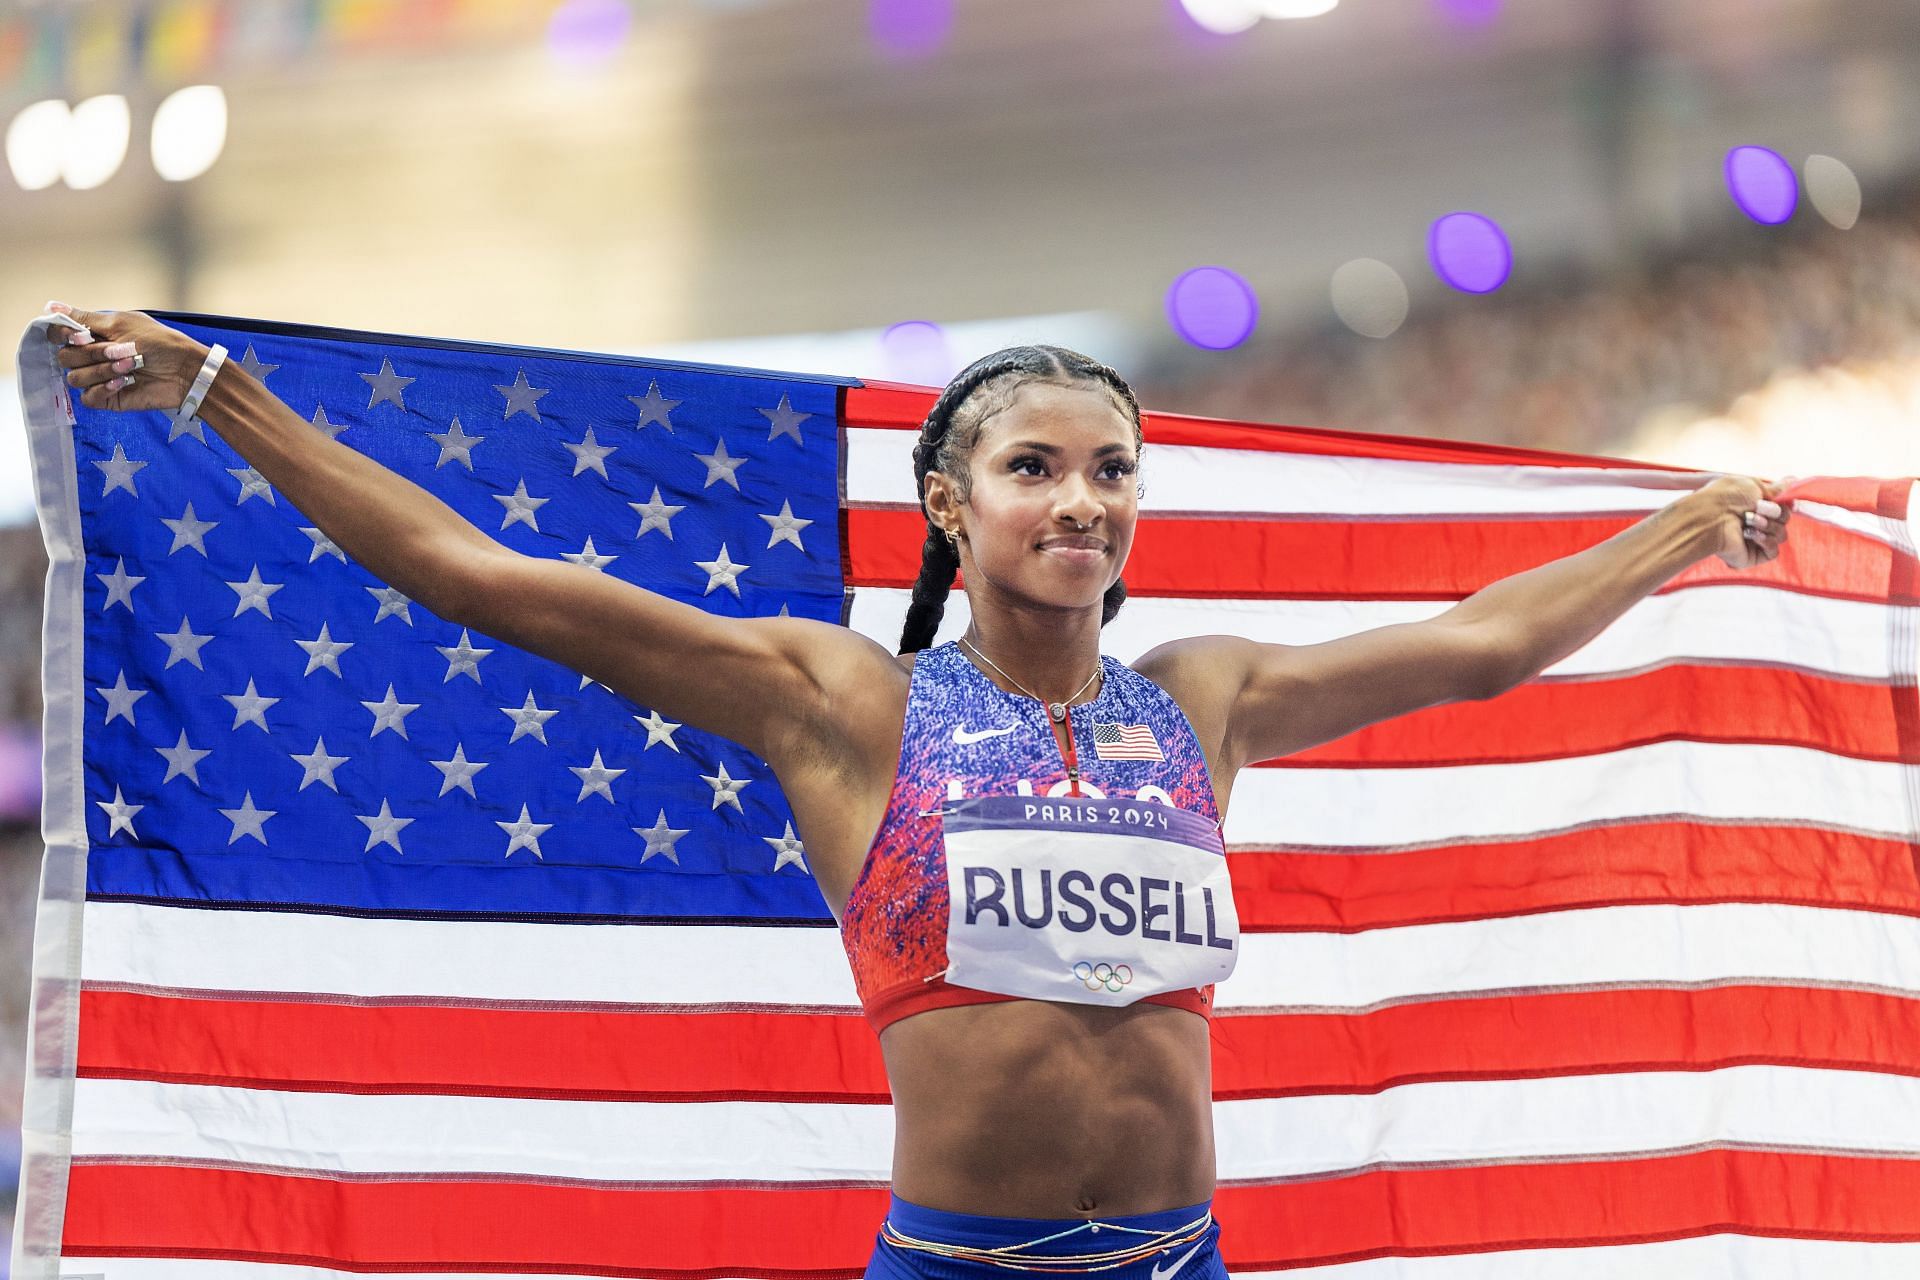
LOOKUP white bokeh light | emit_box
[151,85,229,182]
[1261,0,1339,17]
[1330,258,1410,338]
[6,99,71,191]
[62,95,130,191]
[1803,154,1861,230]
[1180,0,1263,35]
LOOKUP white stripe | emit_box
[68,1065,1920,1183]
[56,1239,1920,1280]
[1224,740,1914,848]
[81,901,1920,1013]
[849,585,1912,682]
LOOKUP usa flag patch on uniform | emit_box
[1091,720,1165,761]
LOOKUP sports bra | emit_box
[840,640,1239,1034]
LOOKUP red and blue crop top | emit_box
[840,640,1239,1034]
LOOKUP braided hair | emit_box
[898,344,1145,655]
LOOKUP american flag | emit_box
[13,311,1920,1280]
[1091,720,1165,761]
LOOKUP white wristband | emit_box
[177,343,228,422]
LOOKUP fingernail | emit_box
[45,301,72,314]
[106,376,130,391]
[67,329,93,345]
[103,341,135,360]
[111,357,135,374]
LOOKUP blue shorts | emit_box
[866,1193,1226,1280]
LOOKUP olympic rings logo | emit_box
[1074,961,1134,993]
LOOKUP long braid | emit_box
[897,345,1143,654]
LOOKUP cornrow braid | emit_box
[897,344,1143,655]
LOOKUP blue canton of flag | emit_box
[1091,720,1163,761]
[74,312,853,923]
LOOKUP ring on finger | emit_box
[130,353,145,372]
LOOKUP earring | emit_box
[945,528,959,547]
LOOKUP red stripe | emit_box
[1269,664,1914,768]
[1214,1147,1920,1270]
[61,1148,1920,1275]
[77,990,891,1103]
[79,980,1920,1105]
[1229,822,1920,932]
[1211,985,1920,1097]
[62,1163,886,1279]
[845,381,1698,471]
[845,506,1914,604]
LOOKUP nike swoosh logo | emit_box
[1150,1241,1205,1280]
[952,724,1018,745]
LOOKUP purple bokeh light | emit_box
[1166,267,1260,350]
[1428,211,1512,293]
[881,320,958,386]
[546,0,633,69]
[1433,0,1503,26]
[1725,145,1799,225]
[871,0,953,58]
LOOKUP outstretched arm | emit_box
[1143,477,1792,772]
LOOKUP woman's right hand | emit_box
[44,302,211,414]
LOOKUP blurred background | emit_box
[1,0,1918,1262]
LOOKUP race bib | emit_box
[940,793,1239,1006]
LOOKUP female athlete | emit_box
[46,306,1791,1279]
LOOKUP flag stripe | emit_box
[79,902,1920,1017]
[844,506,1915,604]
[77,983,1920,1104]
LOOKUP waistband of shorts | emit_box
[884,1193,1214,1254]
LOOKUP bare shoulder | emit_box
[1130,635,1257,766]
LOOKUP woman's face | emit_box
[928,379,1140,612]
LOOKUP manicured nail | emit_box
[67,329,93,345]
[103,341,135,360]
[45,301,72,314]
[106,376,130,391]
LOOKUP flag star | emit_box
[777,602,791,617]
[226,464,275,506]
[494,478,550,532]
[569,749,627,803]
[217,791,277,846]
[296,622,354,677]
[428,743,490,798]
[759,499,814,552]
[758,393,811,445]
[429,416,483,469]
[694,437,749,491]
[436,627,494,683]
[764,819,808,873]
[629,486,686,540]
[628,380,680,431]
[699,760,750,812]
[221,678,281,732]
[695,543,749,597]
[356,798,414,853]
[96,557,145,612]
[156,617,213,670]
[634,809,689,864]
[635,708,682,752]
[161,501,218,556]
[496,368,552,422]
[563,425,617,478]
[155,729,211,785]
[561,536,617,572]
[166,400,207,444]
[497,804,554,859]
[227,565,286,619]
[291,736,350,792]
[310,405,348,441]
[366,584,414,625]
[93,444,148,498]
[502,692,558,744]
[360,357,416,411]
[98,670,149,726]
[95,785,143,839]
[236,343,280,383]
[301,526,348,563]
[361,683,422,739]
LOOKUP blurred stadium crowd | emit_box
[1,179,1917,1253]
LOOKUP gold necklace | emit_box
[957,633,1102,724]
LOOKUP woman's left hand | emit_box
[1695,474,1794,570]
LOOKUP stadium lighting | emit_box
[62,95,130,191]
[1803,154,1860,229]
[6,99,71,191]
[151,85,228,183]
[1179,0,1263,36]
